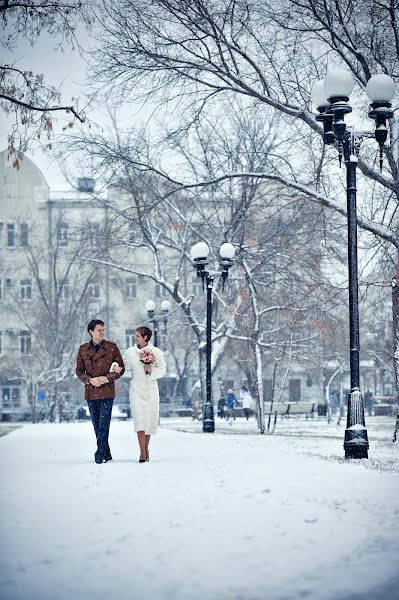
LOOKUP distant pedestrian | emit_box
[240,385,253,420]
[75,319,125,464]
[364,390,373,416]
[225,388,237,422]
[217,395,226,419]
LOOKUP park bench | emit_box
[171,403,315,420]
[264,401,315,419]
[175,408,193,417]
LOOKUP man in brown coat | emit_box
[76,319,125,463]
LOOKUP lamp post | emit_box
[190,241,235,432]
[311,68,396,459]
[145,299,171,348]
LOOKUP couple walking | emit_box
[75,319,166,463]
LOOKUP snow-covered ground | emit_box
[0,417,398,600]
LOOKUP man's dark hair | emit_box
[87,319,105,337]
[136,326,152,342]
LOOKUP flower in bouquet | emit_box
[139,350,156,367]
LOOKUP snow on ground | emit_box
[0,417,398,600]
[162,415,399,473]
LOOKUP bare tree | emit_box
[1,0,92,161]
[89,0,398,196]
[1,213,103,421]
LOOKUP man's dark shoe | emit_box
[95,452,107,463]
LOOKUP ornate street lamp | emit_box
[145,299,171,348]
[311,68,396,459]
[190,241,235,432]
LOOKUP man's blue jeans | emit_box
[87,398,113,462]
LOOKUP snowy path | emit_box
[0,421,398,600]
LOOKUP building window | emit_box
[125,277,137,298]
[20,330,32,354]
[2,387,11,408]
[192,276,203,296]
[57,223,68,246]
[383,382,394,396]
[88,223,100,246]
[155,283,168,298]
[20,278,32,300]
[263,379,273,402]
[7,223,15,247]
[20,223,29,247]
[88,283,100,298]
[289,379,301,402]
[125,329,135,348]
[12,387,21,408]
[1,385,20,409]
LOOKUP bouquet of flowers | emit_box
[139,350,156,373]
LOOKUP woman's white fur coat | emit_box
[123,343,166,435]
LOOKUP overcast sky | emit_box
[0,24,93,189]
[2,44,84,188]
[1,20,173,193]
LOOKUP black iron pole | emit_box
[343,141,369,459]
[203,274,215,432]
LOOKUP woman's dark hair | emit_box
[136,326,152,342]
[87,319,105,337]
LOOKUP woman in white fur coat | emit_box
[121,326,166,463]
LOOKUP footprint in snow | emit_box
[304,517,318,524]
[168,521,181,528]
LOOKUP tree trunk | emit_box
[254,344,265,434]
[392,261,399,442]
[47,389,55,422]
[30,383,37,423]
[267,360,279,433]
[325,368,340,425]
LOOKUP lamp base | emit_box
[202,402,215,433]
[344,441,369,458]
[344,426,369,458]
